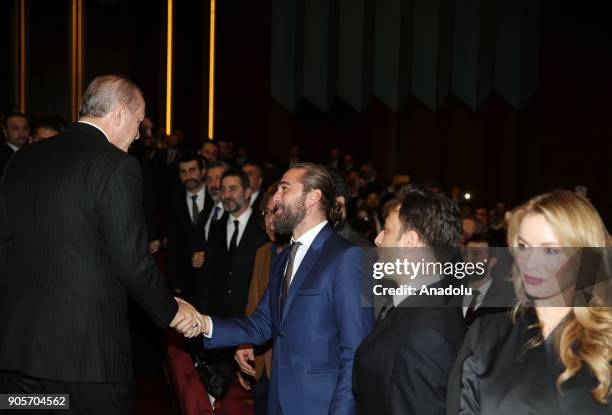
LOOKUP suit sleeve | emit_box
[203,284,273,349]
[329,247,374,415]
[390,328,457,415]
[447,318,483,415]
[165,202,181,290]
[100,156,177,327]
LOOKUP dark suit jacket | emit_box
[166,188,214,293]
[353,280,466,415]
[0,123,177,383]
[446,312,610,414]
[204,210,267,317]
[205,224,374,415]
[0,143,16,174]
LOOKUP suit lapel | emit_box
[281,224,333,321]
[200,190,214,226]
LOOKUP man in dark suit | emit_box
[0,111,29,173]
[199,169,267,317]
[461,235,515,326]
[196,163,374,415]
[353,186,466,415]
[0,75,202,414]
[166,154,213,296]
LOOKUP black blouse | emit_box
[447,311,610,415]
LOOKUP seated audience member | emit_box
[326,166,372,249]
[201,140,219,164]
[1,112,29,172]
[234,191,288,415]
[461,215,486,246]
[353,186,466,415]
[30,116,65,143]
[447,191,611,414]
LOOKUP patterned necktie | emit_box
[191,195,198,225]
[281,241,302,312]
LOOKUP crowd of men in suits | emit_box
[1,88,515,415]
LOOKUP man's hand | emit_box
[234,346,256,377]
[192,251,205,268]
[170,297,204,338]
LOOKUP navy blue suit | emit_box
[204,224,373,414]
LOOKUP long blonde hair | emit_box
[507,190,611,404]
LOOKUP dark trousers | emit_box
[252,374,269,415]
[0,370,132,415]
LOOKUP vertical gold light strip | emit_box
[77,0,83,111]
[71,0,83,121]
[71,0,77,120]
[165,0,173,135]
[18,0,26,112]
[208,0,216,140]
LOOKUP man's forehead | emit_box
[179,160,198,169]
[7,116,27,126]
[221,176,241,185]
[208,167,225,175]
[282,168,304,184]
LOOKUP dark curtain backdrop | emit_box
[1,0,610,225]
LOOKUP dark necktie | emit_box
[211,205,220,222]
[465,289,481,324]
[229,220,239,255]
[191,195,199,225]
[281,241,302,312]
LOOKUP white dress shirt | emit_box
[185,186,207,222]
[78,121,111,143]
[462,278,493,316]
[286,220,328,285]
[249,189,260,207]
[225,207,253,249]
[6,142,20,152]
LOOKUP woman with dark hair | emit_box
[447,191,611,414]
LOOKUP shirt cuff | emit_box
[203,315,213,338]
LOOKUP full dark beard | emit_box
[274,196,306,235]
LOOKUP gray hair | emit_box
[79,75,142,118]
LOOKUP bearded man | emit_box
[194,163,373,415]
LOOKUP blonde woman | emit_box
[446,191,611,414]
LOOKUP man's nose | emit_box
[374,231,383,247]
[272,190,282,203]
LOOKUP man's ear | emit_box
[244,186,252,201]
[399,229,420,248]
[306,189,322,209]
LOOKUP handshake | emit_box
[169,297,210,338]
